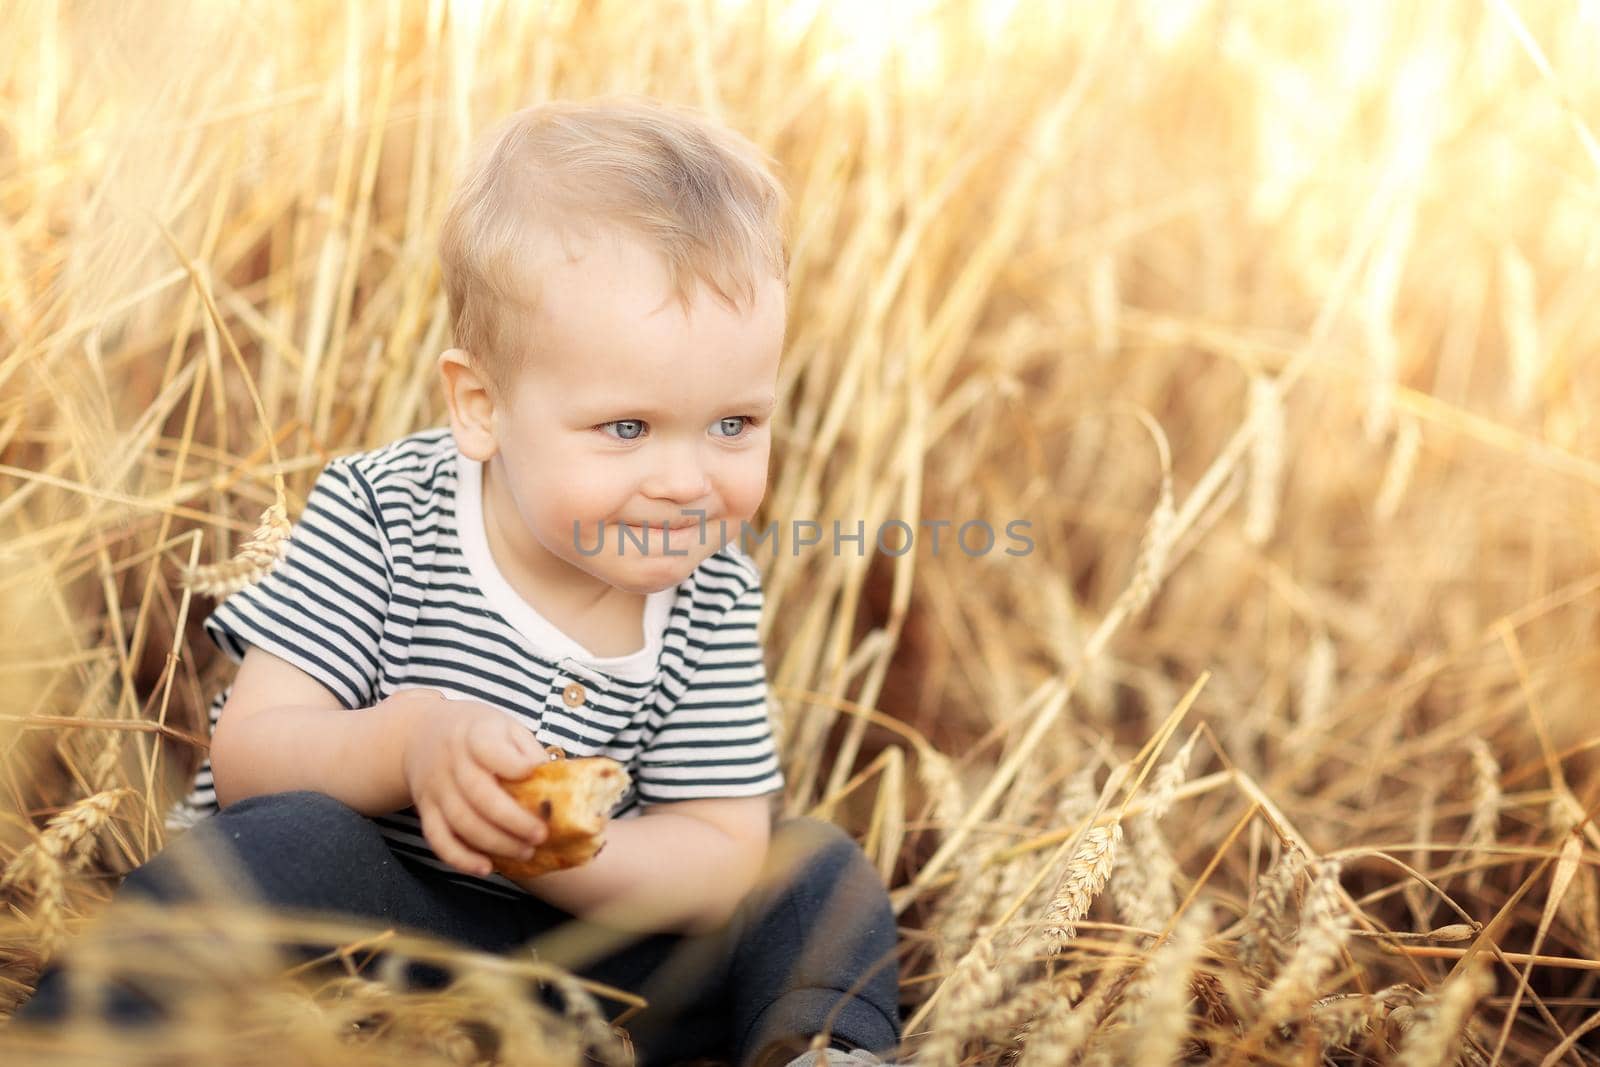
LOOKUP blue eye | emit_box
[601,420,646,441]
[711,416,748,438]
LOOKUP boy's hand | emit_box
[390,689,551,877]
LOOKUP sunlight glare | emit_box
[784,0,948,92]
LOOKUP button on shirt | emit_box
[168,428,785,899]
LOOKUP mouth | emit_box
[623,520,704,532]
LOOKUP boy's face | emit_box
[460,230,784,598]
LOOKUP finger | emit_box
[502,726,547,769]
[463,763,547,847]
[417,798,493,878]
[467,719,546,779]
[441,790,538,861]
[513,729,550,766]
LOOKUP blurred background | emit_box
[2,1,1598,1063]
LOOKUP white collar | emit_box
[453,450,676,684]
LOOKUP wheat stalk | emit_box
[1,788,135,956]
[1,788,136,888]
[523,966,634,1067]
[1110,821,1178,936]
[1237,844,1305,982]
[1574,864,1600,959]
[937,844,998,966]
[1309,993,1379,1053]
[1014,980,1109,1067]
[1497,243,1541,415]
[1260,859,1351,1027]
[1394,963,1492,1067]
[1118,903,1208,1064]
[1405,782,1438,926]
[180,494,292,598]
[1374,415,1422,521]
[964,981,1059,1054]
[1087,252,1119,357]
[1054,765,1099,826]
[1040,824,1123,953]
[1359,197,1415,441]
[1109,735,1195,934]
[1243,375,1285,546]
[923,747,991,964]
[988,847,1050,937]
[920,928,1010,1067]
[1141,732,1199,822]
[86,724,125,795]
[1462,737,1501,893]
[1295,632,1337,735]
[918,747,966,834]
[1119,410,1176,617]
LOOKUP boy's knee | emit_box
[124,790,379,905]
[770,816,862,868]
[730,818,902,1047]
[762,817,883,902]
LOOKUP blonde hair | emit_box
[438,94,790,394]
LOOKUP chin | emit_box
[603,555,700,594]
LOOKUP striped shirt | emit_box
[167,428,785,899]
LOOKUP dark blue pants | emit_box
[10,790,901,1067]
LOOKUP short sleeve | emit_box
[203,458,390,709]
[637,577,786,804]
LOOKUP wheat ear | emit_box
[1309,993,1379,1053]
[1395,963,1492,1067]
[1463,737,1501,892]
[1119,409,1176,617]
[1120,903,1209,1064]
[1015,981,1110,1067]
[1237,844,1305,981]
[1374,415,1422,521]
[182,491,291,597]
[1040,823,1123,953]
[1110,734,1197,933]
[920,929,1008,1067]
[1243,375,1285,545]
[1260,859,1351,1027]
[1,788,134,955]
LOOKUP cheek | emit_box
[538,479,627,527]
[505,451,619,531]
[720,449,770,519]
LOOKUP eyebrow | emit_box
[583,396,777,420]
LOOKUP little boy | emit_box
[12,96,902,1067]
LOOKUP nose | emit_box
[641,442,711,504]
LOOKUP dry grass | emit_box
[4,0,1600,1063]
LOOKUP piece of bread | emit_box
[488,750,630,879]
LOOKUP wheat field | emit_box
[2,1,1599,1063]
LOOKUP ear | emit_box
[438,349,500,462]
